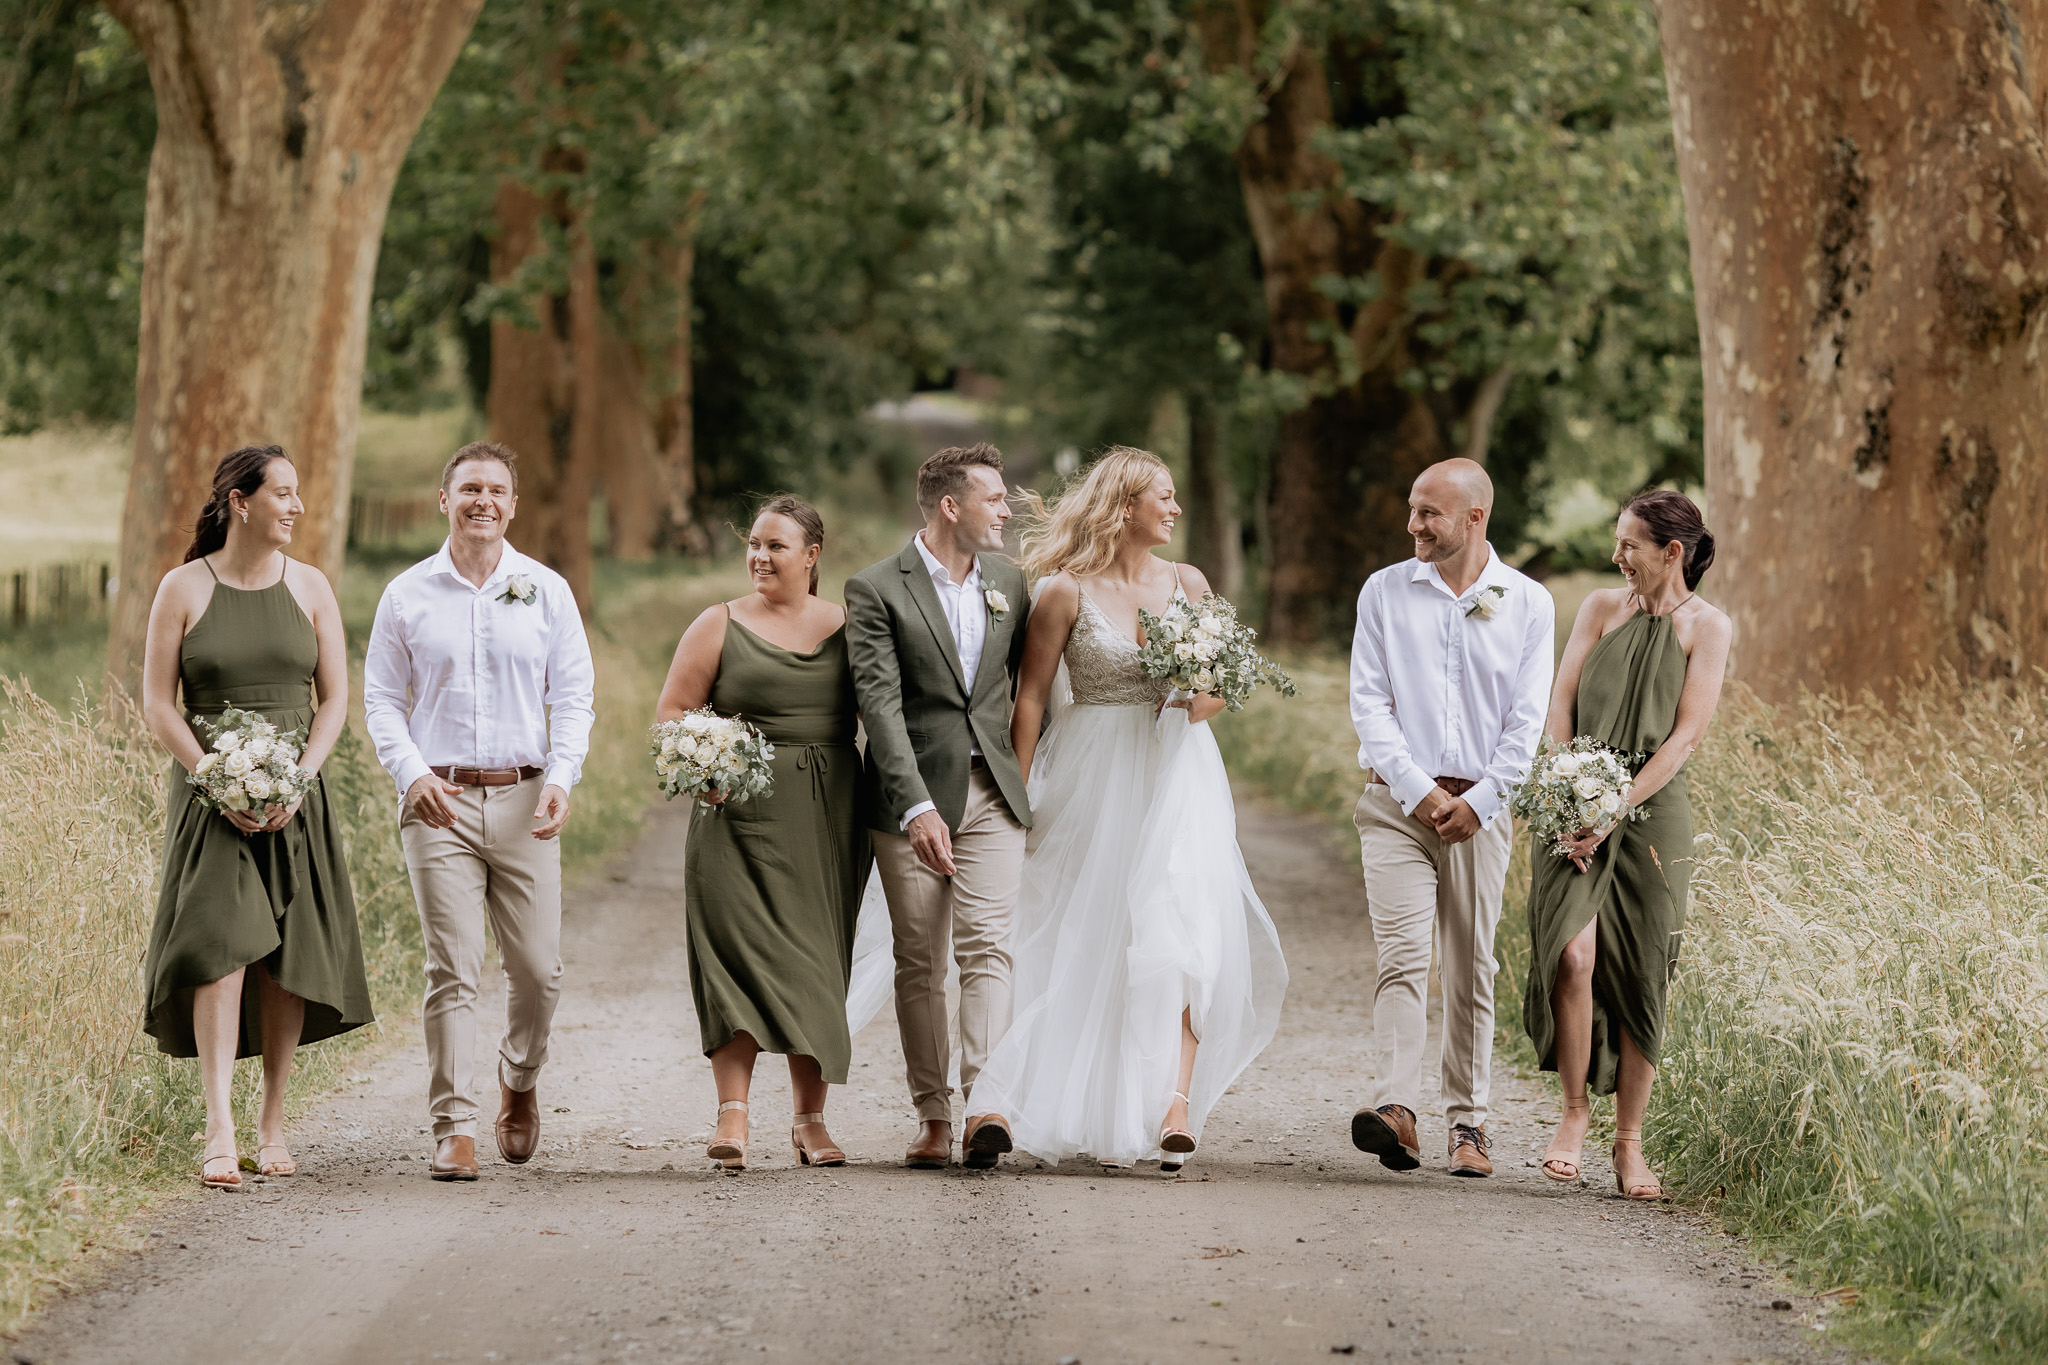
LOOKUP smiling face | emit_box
[441,458,517,548]
[747,511,818,598]
[945,465,1012,553]
[1611,509,1681,594]
[232,459,303,549]
[1406,470,1483,564]
[1124,470,1181,548]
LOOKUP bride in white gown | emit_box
[965,446,1288,1170]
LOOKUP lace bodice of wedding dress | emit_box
[1064,587,1178,707]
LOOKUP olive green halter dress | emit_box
[142,562,374,1058]
[1523,608,1693,1095]
[683,613,872,1082]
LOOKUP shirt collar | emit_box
[1410,543,1503,600]
[428,538,531,593]
[913,531,978,589]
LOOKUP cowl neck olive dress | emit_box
[143,563,373,1058]
[683,613,871,1082]
[1523,608,1692,1095]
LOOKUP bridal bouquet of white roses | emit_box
[1136,591,1297,712]
[188,707,314,816]
[1510,736,1646,857]
[651,708,776,809]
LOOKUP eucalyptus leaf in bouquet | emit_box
[1136,591,1297,712]
[1510,736,1647,857]
[187,706,315,817]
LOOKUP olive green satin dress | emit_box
[1523,609,1692,1095]
[683,617,871,1082]
[143,570,374,1058]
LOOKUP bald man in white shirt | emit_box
[364,442,596,1182]
[1347,459,1553,1179]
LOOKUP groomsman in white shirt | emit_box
[1347,458,1553,1178]
[364,442,596,1181]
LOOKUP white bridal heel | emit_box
[1159,1091,1197,1173]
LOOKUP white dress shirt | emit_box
[363,540,597,799]
[1348,545,1554,828]
[899,530,988,829]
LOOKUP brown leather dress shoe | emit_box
[1350,1103,1422,1171]
[1447,1123,1493,1178]
[905,1120,953,1168]
[497,1082,540,1165]
[962,1113,1013,1170]
[430,1134,479,1181]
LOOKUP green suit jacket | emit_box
[845,541,1032,834]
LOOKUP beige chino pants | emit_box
[400,774,564,1140]
[872,766,1026,1123]
[1355,783,1513,1132]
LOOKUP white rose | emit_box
[1198,615,1222,634]
[1175,643,1195,661]
[213,731,243,753]
[1597,790,1624,817]
[222,784,249,811]
[1195,640,1221,662]
[245,771,275,802]
[194,752,220,776]
[224,750,253,777]
[1193,669,1215,692]
[660,733,679,758]
[1572,775,1604,800]
[1579,801,1601,826]
[1550,753,1581,778]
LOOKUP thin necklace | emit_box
[1631,588,1695,617]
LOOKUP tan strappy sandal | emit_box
[791,1112,846,1167]
[256,1143,297,1177]
[1159,1091,1197,1173]
[707,1100,748,1171]
[1612,1127,1663,1201]
[1541,1096,1590,1184]
[200,1140,242,1191]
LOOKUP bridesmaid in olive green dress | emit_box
[654,496,871,1172]
[141,447,372,1191]
[1525,490,1731,1201]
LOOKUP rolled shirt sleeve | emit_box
[363,588,434,799]
[1350,577,1436,816]
[540,579,597,792]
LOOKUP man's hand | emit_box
[906,809,956,876]
[406,773,464,829]
[1428,793,1481,845]
[532,784,571,840]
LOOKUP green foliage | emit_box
[1329,0,1703,507]
[0,4,151,430]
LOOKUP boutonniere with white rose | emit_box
[1464,585,1507,621]
[497,573,537,606]
[984,587,1010,623]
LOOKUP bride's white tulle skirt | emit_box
[965,700,1287,1166]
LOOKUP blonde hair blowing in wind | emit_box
[1019,445,1171,581]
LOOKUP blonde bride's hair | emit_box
[1018,445,1171,580]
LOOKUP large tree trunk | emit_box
[650,235,708,556]
[485,174,597,613]
[1198,3,1448,646]
[1184,391,1244,600]
[104,0,482,681]
[1657,0,2048,697]
[596,321,660,562]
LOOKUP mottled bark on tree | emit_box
[103,0,483,681]
[1657,0,2048,697]
[650,235,707,556]
[597,322,659,562]
[485,174,597,613]
[1198,1,1448,646]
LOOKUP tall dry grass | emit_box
[1217,652,2048,1360]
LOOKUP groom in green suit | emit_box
[846,443,1032,1169]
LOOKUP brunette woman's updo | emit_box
[754,494,825,595]
[183,445,290,563]
[1622,488,1715,590]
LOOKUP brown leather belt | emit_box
[1367,771,1476,798]
[432,764,543,787]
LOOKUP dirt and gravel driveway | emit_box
[12,795,1845,1365]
